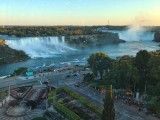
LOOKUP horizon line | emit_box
[0,25,160,27]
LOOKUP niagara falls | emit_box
[0,27,159,76]
[1,1,160,120]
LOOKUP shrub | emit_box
[48,90,56,100]
[54,102,82,120]
[57,87,102,116]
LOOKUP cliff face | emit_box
[0,39,5,45]
[154,32,160,42]
[65,32,125,46]
[0,39,30,65]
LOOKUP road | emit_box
[0,70,159,120]
[37,70,159,120]
[0,76,39,91]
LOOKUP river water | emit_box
[0,29,159,77]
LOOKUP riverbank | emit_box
[0,39,30,65]
[0,40,159,77]
[0,64,90,80]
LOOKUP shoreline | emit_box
[0,39,30,65]
[0,64,90,80]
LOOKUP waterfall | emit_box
[6,36,76,58]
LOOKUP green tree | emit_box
[83,73,94,83]
[88,52,111,80]
[105,59,139,91]
[147,56,160,96]
[135,50,150,94]
[12,67,28,76]
[101,86,115,120]
[118,56,140,92]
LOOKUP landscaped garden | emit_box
[49,87,102,120]
[10,86,32,99]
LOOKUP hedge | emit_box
[54,102,82,120]
[156,103,160,117]
[48,90,56,100]
[57,87,102,116]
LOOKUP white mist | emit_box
[6,37,75,58]
[119,25,154,41]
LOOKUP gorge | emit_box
[0,27,160,76]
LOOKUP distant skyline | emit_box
[0,0,160,26]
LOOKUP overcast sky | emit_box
[0,0,159,26]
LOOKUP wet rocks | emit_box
[154,32,160,42]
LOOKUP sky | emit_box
[0,0,160,26]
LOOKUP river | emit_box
[0,29,159,77]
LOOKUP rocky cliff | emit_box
[65,32,125,47]
[154,32,160,42]
[0,39,30,65]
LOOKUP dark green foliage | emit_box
[65,103,92,120]
[106,59,139,91]
[0,26,103,37]
[54,102,82,120]
[88,52,111,79]
[88,50,160,97]
[134,50,150,93]
[12,67,28,76]
[147,56,160,96]
[0,44,29,65]
[83,73,94,82]
[135,50,150,76]
[86,50,160,116]
[57,87,102,116]
[101,90,115,120]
